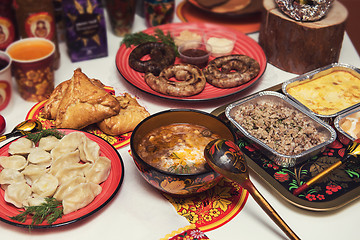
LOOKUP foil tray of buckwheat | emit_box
[225,91,337,167]
[282,63,360,120]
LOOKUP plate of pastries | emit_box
[26,68,150,149]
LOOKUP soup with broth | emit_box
[138,123,220,174]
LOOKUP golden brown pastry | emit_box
[42,80,69,120]
[54,69,120,129]
[43,78,105,120]
[97,93,150,135]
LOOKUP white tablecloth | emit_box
[1,1,360,239]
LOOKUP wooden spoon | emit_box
[204,139,300,240]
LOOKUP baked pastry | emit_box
[43,78,105,120]
[42,80,69,120]
[97,93,150,135]
[54,69,120,129]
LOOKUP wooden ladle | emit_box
[204,139,300,240]
[0,119,42,142]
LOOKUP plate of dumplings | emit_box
[0,129,124,228]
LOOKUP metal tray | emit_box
[226,91,336,167]
[212,83,360,211]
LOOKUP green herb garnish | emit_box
[169,152,180,159]
[10,197,63,226]
[168,165,191,174]
[121,28,178,56]
[26,129,65,144]
[122,31,157,47]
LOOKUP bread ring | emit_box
[274,0,334,22]
[144,64,206,97]
[128,42,176,75]
[203,54,260,88]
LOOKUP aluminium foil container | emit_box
[282,63,360,121]
[225,91,337,167]
[334,106,360,145]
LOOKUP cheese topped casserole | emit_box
[286,69,360,116]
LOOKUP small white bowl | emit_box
[204,30,236,57]
[171,26,205,46]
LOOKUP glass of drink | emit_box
[6,37,55,102]
[105,0,137,36]
[0,51,12,110]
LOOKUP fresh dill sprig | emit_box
[26,128,65,144]
[10,197,63,226]
[121,31,157,48]
[169,152,180,159]
[168,165,191,174]
[121,28,178,56]
[153,28,177,54]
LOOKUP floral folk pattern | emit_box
[164,177,248,232]
[168,227,210,240]
[15,68,54,102]
[215,111,360,203]
[238,138,360,202]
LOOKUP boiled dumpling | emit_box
[53,163,90,184]
[31,173,59,197]
[21,164,49,186]
[0,155,28,170]
[50,150,81,175]
[0,168,25,190]
[79,137,100,163]
[38,135,60,151]
[51,139,80,161]
[62,182,102,214]
[60,132,85,147]
[4,182,32,208]
[28,148,52,167]
[50,132,85,160]
[85,156,111,184]
[27,195,46,206]
[8,138,34,155]
[53,132,85,155]
[53,176,86,201]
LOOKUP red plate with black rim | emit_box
[0,129,124,228]
[116,22,266,101]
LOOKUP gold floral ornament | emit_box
[164,178,248,231]
[275,0,334,21]
[15,67,54,102]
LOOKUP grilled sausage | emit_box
[203,54,260,88]
[144,64,206,97]
[128,42,176,76]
